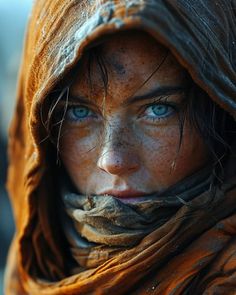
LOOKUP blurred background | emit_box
[0,0,33,293]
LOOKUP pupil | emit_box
[74,107,88,118]
[152,105,167,116]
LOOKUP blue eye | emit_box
[152,105,170,116]
[66,106,93,121]
[145,104,175,119]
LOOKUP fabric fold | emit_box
[5,0,236,294]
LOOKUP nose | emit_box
[97,129,139,176]
[97,149,139,175]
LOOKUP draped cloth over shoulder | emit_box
[5,0,236,294]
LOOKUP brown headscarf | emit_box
[4,0,236,294]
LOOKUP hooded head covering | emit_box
[5,0,236,294]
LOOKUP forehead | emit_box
[70,31,187,105]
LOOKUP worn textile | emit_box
[5,0,236,294]
[60,168,211,269]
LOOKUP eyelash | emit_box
[66,105,97,122]
[64,100,179,124]
[140,101,178,122]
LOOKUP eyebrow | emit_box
[124,85,187,106]
[68,85,186,106]
[67,95,95,105]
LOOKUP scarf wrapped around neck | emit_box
[4,0,236,294]
[60,168,212,270]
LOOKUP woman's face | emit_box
[59,31,208,201]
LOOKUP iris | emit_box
[67,106,93,121]
[146,104,174,119]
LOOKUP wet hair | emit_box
[42,46,236,173]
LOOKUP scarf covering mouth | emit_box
[5,0,236,294]
[60,168,212,269]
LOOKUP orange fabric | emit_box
[5,0,236,294]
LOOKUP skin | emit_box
[59,31,208,200]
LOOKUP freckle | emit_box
[118,47,126,54]
[108,54,126,75]
[112,62,126,75]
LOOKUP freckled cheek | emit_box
[139,122,207,189]
[141,126,182,174]
[60,126,101,172]
[143,125,208,186]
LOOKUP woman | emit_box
[4,0,236,294]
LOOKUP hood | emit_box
[6,0,236,294]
